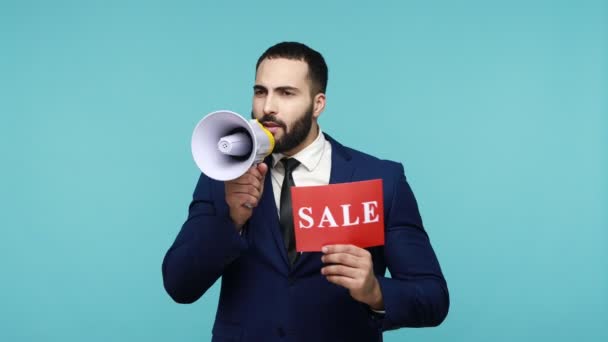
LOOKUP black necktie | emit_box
[279,158,301,265]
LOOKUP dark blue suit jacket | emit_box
[162,134,449,341]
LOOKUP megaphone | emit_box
[191,110,275,181]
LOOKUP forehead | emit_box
[255,58,310,89]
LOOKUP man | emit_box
[162,42,449,341]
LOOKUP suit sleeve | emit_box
[162,173,248,304]
[376,163,449,330]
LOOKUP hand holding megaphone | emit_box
[191,110,275,230]
[225,163,268,230]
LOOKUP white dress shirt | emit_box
[270,128,332,213]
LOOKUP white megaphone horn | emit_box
[191,110,275,181]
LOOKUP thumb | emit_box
[257,162,268,177]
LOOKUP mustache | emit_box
[258,114,287,130]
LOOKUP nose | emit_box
[263,94,278,116]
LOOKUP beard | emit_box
[253,105,314,154]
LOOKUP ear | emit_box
[312,93,326,119]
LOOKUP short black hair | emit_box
[256,42,328,95]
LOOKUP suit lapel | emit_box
[325,134,356,185]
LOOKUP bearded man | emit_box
[162,42,449,342]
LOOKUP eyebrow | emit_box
[253,85,300,93]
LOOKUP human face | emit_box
[252,58,324,156]
[252,104,314,154]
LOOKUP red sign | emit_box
[290,179,385,251]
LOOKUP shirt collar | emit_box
[271,128,327,172]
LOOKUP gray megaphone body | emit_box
[191,110,275,181]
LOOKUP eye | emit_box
[254,89,266,96]
[282,90,294,96]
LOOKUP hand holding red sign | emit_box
[321,244,384,311]
[291,179,386,310]
[290,179,385,251]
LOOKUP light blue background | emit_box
[1,0,606,341]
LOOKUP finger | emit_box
[229,174,262,189]
[257,162,268,177]
[325,275,355,289]
[247,165,264,182]
[228,185,262,198]
[240,193,259,206]
[321,265,360,279]
[321,253,361,268]
[228,188,261,201]
[228,193,259,208]
[241,195,260,209]
[322,244,369,258]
